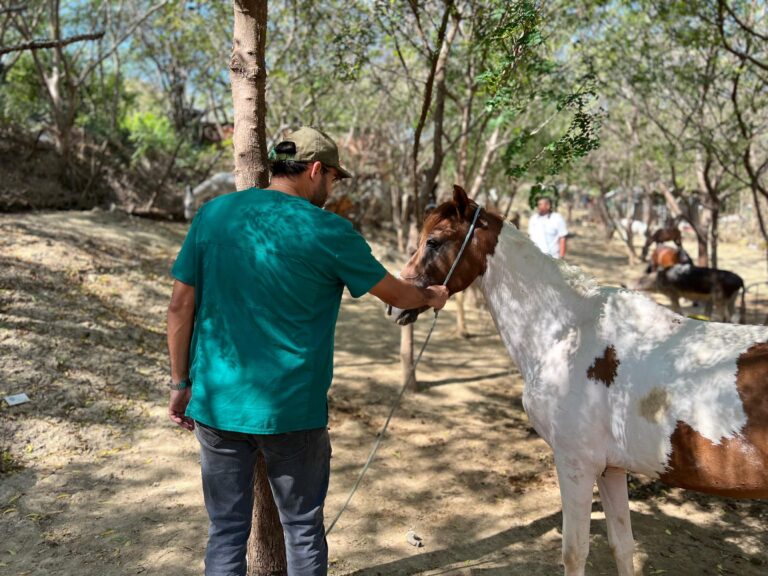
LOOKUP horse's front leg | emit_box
[555,454,596,576]
[596,466,635,576]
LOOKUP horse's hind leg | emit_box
[597,467,635,576]
[555,455,595,576]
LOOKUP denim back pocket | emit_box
[195,421,227,448]
[261,430,309,461]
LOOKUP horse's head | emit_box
[392,185,502,325]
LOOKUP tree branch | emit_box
[0,6,25,16]
[719,0,768,42]
[78,0,171,83]
[0,31,104,56]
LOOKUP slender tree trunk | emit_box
[751,189,768,274]
[231,0,269,191]
[468,124,501,199]
[401,324,415,389]
[694,156,713,267]
[695,214,710,267]
[710,204,719,270]
[503,184,519,219]
[229,2,286,575]
[596,192,615,240]
[404,221,420,388]
[417,21,458,212]
[410,3,453,226]
[402,3,454,389]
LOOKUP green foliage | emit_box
[0,55,49,125]
[528,181,560,209]
[470,1,604,197]
[121,111,177,163]
[76,71,136,139]
[329,7,377,81]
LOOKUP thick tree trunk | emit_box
[230,0,269,191]
[229,2,286,575]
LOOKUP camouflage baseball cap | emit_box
[269,126,353,179]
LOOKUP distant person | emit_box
[527,196,568,259]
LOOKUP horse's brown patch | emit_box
[587,345,620,387]
[660,342,768,498]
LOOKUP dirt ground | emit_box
[1,209,766,576]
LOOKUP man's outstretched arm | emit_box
[369,273,449,311]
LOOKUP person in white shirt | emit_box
[527,196,568,259]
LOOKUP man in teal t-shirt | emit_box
[166,127,448,576]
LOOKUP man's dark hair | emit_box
[269,141,310,178]
[270,160,310,178]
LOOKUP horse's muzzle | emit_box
[387,305,428,326]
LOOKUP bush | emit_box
[121,110,178,164]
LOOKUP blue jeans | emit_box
[194,423,331,576]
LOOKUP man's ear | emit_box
[309,161,324,180]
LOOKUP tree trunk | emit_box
[417,20,458,212]
[229,2,286,575]
[247,454,287,576]
[710,205,719,270]
[400,324,416,389]
[231,0,269,191]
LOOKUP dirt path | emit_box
[1,210,766,576]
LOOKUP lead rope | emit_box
[326,205,482,536]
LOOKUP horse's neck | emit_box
[479,224,589,377]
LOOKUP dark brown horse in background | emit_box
[640,218,683,262]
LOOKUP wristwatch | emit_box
[168,377,191,391]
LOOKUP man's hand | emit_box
[425,285,450,311]
[168,388,195,431]
[371,273,451,311]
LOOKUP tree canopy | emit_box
[0,0,766,268]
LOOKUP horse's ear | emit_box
[453,185,470,215]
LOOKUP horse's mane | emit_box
[506,222,600,299]
[557,259,600,298]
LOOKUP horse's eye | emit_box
[426,238,441,251]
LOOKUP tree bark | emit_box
[230,0,269,191]
[402,1,454,389]
[229,2,286,575]
[400,324,415,389]
[247,454,287,576]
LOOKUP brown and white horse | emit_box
[392,186,768,576]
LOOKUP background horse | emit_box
[391,185,768,576]
[640,221,683,262]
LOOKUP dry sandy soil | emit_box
[1,209,766,576]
